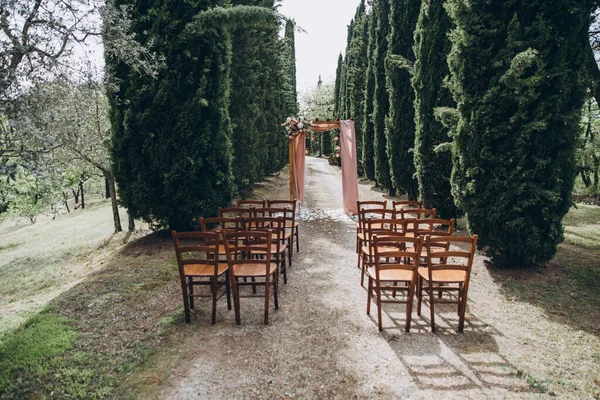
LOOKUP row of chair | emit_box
[172,199,300,325]
[356,200,478,333]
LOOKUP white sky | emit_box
[279,0,363,92]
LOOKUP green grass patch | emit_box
[0,307,77,396]
[0,242,19,252]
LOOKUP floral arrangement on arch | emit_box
[283,115,313,137]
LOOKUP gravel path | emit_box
[156,157,599,399]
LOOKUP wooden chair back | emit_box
[372,234,423,277]
[357,207,395,238]
[223,230,274,273]
[237,199,266,208]
[397,207,437,220]
[406,218,455,238]
[242,216,285,249]
[392,200,423,210]
[172,230,220,276]
[425,235,478,276]
[364,218,412,255]
[199,217,242,233]
[357,200,388,210]
[267,199,296,212]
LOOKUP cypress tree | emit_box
[230,0,269,197]
[108,2,275,230]
[412,0,459,218]
[385,0,420,200]
[346,1,368,174]
[283,20,298,117]
[372,0,394,193]
[446,0,594,266]
[362,7,376,181]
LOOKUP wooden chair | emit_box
[242,216,289,284]
[237,199,266,209]
[199,217,242,258]
[359,216,410,287]
[264,207,295,267]
[397,207,437,220]
[356,200,388,253]
[267,200,299,254]
[417,235,478,332]
[223,230,278,325]
[171,230,231,324]
[218,207,254,219]
[405,218,455,244]
[356,207,395,260]
[392,200,423,210]
[367,234,423,332]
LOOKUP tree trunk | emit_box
[128,211,135,231]
[79,179,85,209]
[106,174,122,232]
[581,168,592,187]
[62,192,71,213]
[588,43,600,107]
[104,177,111,199]
[72,187,80,204]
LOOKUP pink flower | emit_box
[334,145,340,151]
[335,153,340,158]
[333,136,339,141]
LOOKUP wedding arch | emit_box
[286,118,359,215]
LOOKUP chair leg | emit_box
[295,226,299,252]
[180,275,191,323]
[417,276,422,316]
[211,277,218,325]
[188,277,194,310]
[232,275,241,325]
[225,275,232,311]
[376,281,383,332]
[405,281,415,333]
[458,283,468,333]
[274,272,279,310]
[428,283,436,332]
[360,255,367,287]
[366,277,373,315]
[281,254,287,284]
[288,242,292,267]
[264,275,270,325]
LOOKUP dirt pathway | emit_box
[153,157,599,399]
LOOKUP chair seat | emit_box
[367,267,413,282]
[357,232,365,240]
[418,267,466,283]
[250,244,286,255]
[233,263,278,277]
[361,245,407,255]
[184,263,228,277]
[283,231,293,240]
[420,247,447,258]
[285,221,299,228]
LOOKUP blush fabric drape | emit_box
[290,120,358,214]
[293,132,306,205]
[340,120,359,215]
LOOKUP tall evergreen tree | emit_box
[385,0,420,200]
[362,7,376,181]
[108,2,275,230]
[412,0,459,217]
[345,0,368,174]
[446,0,594,266]
[230,0,270,197]
[283,19,298,117]
[372,0,394,193]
